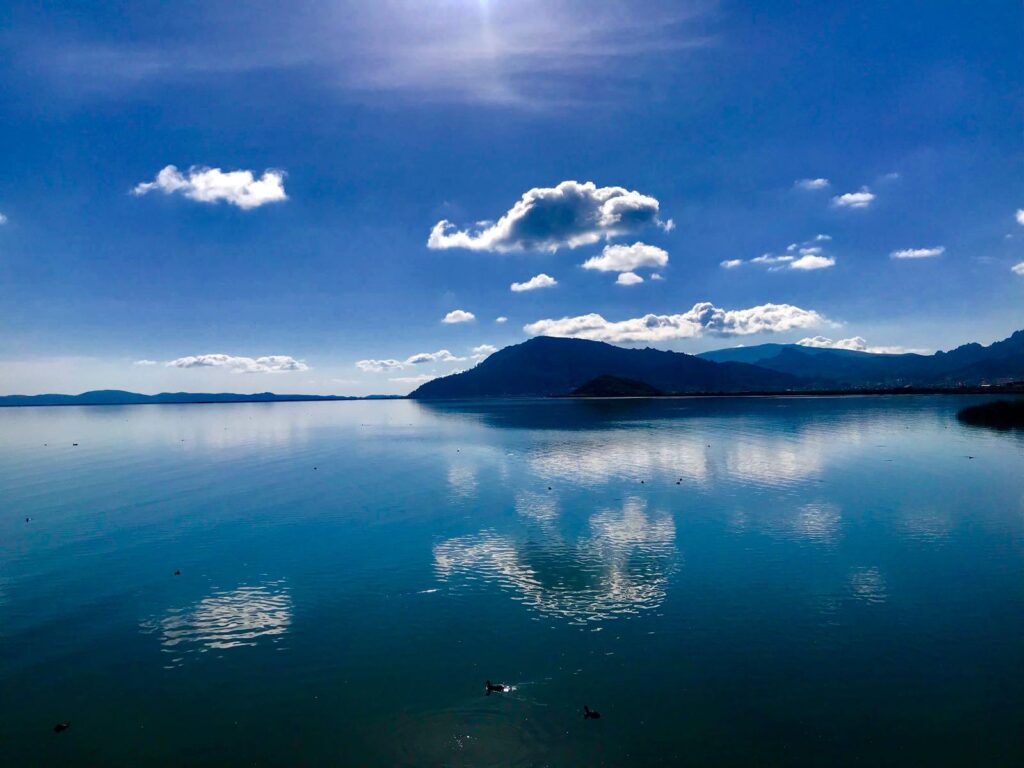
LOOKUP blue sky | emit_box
[0,0,1021,395]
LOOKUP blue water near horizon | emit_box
[1,396,1022,766]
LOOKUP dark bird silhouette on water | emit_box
[583,705,601,720]
[53,722,70,734]
[174,570,181,576]
[485,680,507,695]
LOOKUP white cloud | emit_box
[831,187,875,209]
[404,349,464,365]
[356,358,404,373]
[797,336,917,355]
[357,348,466,372]
[510,273,557,292]
[616,271,644,285]
[650,273,665,281]
[524,302,827,343]
[751,253,794,265]
[0,212,7,225]
[133,359,158,366]
[471,344,498,358]
[790,254,836,270]
[427,181,670,253]
[890,246,944,259]
[720,259,743,269]
[1016,209,1024,226]
[132,165,287,210]
[166,354,308,373]
[389,374,437,384]
[442,309,475,324]
[815,234,832,241]
[495,316,508,323]
[582,242,669,272]
[795,178,830,190]
[1013,262,1024,276]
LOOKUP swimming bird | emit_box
[485,680,507,695]
[174,570,181,576]
[583,705,601,720]
[53,722,70,733]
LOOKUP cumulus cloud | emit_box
[495,316,508,323]
[442,309,475,324]
[1016,209,1024,226]
[891,246,944,259]
[133,359,158,366]
[1013,262,1024,276]
[831,187,875,209]
[795,178,830,190]
[132,165,287,210]
[797,336,916,355]
[524,302,827,343]
[650,272,665,281]
[616,271,644,285]
[720,259,743,269]
[167,354,308,373]
[790,254,836,270]
[0,212,7,225]
[815,234,832,241]
[510,273,557,292]
[582,242,669,272]
[471,344,498,358]
[427,181,671,253]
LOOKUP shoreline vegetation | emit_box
[2,385,1023,408]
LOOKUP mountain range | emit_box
[410,329,1024,399]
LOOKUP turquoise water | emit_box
[1,396,1022,766]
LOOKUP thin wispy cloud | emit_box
[133,165,287,210]
[166,354,308,373]
[797,336,921,355]
[795,178,829,190]
[724,238,836,272]
[428,181,672,253]
[357,349,466,373]
[16,2,715,108]
[524,302,828,343]
[510,273,557,292]
[890,246,944,260]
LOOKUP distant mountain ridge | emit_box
[0,390,399,407]
[698,330,1024,387]
[410,329,1024,399]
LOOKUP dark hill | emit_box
[409,336,799,399]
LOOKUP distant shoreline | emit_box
[556,385,1024,400]
[0,393,404,408]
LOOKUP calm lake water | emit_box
[1,396,1022,766]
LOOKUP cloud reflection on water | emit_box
[433,499,676,624]
[141,580,292,666]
